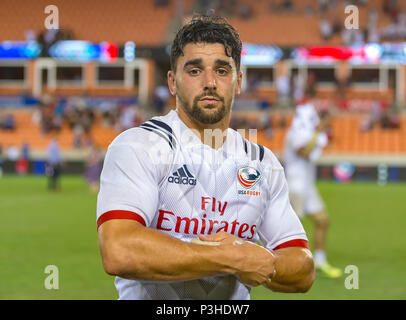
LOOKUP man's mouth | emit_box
[199,96,220,106]
[200,96,219,101]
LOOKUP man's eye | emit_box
[216,68,228,76]
[189,69,201,76]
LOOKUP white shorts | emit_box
[289,185,325,219]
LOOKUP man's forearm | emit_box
[98,220,237,281]
[265,247,315,293]
[297,132,320,158]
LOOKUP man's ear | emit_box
[167,70,176,96]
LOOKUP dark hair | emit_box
[170,15,242,72]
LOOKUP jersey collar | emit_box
[169,109,239,155]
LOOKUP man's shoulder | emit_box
[109,112,177,152]
[261,145,284,170]
[233,130,282,170]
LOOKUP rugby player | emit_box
[97,15,315,299]
[283,99,342,278]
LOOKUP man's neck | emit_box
[176,107,231,150]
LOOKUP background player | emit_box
[96,15,314,299]
[283,97,342,278]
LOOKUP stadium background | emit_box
[0,0,405,300]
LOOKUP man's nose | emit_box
[203,69,217,90]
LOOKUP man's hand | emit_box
[195,232,276,287]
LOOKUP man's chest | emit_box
[152,152,269,240]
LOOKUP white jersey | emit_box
[283,103,327,194]
[97,110,308,300]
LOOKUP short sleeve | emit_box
[257,161,309,251]
[96,141,159,229]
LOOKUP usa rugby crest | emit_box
[237,167,261,189]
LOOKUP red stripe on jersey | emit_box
[273,239,310,251]
[97,210,146,230]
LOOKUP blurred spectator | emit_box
[331,18,342,36]
[6,145,19,162]
[280,0,294,13]
[6,145,21,174]
[153,85,170,115]
[360,101,380,131]
[37,27,74,57]
[99,100,117,127]
[304,5,315,16]
[154,0,169,7]
[133,108,147,127]
[0,145,3,178]
[335,73,351,110]
[328,0,339,10]
[117,104,137,132]
[258,100,273,138]
[320,18,333,41]
[0,113,16,131]
[276,74,291,108]
[16,158,29,175]
[238,3,254,19]
[73,125,85,149]
[379,0,406,41]
[38,94,62,135]
[245,73,260,95]
[25,29,36,41]
[305,71,317,98]
[84,145,104,193]
[368,26,380,43]
[268,0,280,13]
[383,0,391,14]
[217,0,236,17]
[21,143,30,161]
[54,97,66,130]
[291,70,306,104]
[16,143,31,175]
[359,101,401,131]
[381,20,399,40]
[46,137,62,191]
[319,0,328,15]
[64,96,95,148]
[381,105,401,129]
[341,28,365,45]
[381,12,406,40]
[368,8,379,29]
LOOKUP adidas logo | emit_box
[168,165,197,185]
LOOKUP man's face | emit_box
[168,43,242,125]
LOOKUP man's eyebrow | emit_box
[183,58,203,69]
[183,58,233,70]
[214,59,233,69]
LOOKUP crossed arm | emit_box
[98,219,315,293]
[297,130,321,159]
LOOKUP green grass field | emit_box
[1,175,405,300]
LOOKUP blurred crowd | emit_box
[196,0,406,45]
[231,68,401,135]
[319,0,406,45]
[31,94,147,148]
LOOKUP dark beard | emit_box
[182,90,230,125]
